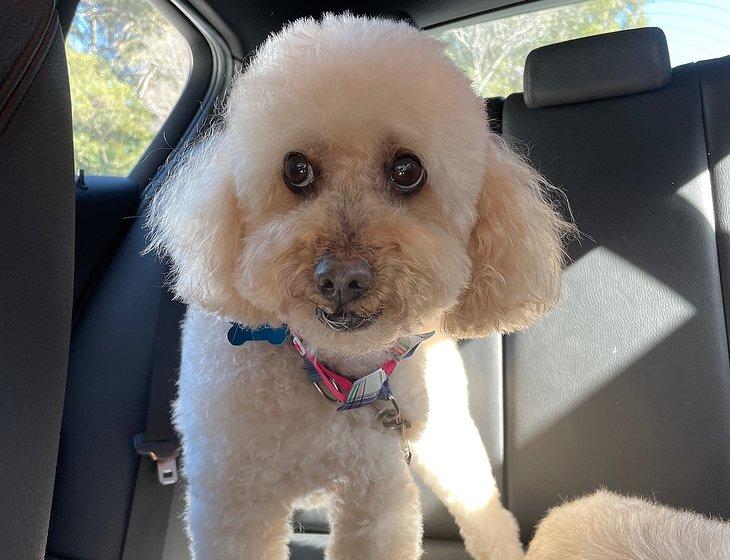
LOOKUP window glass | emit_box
[435,0,730,99]
[66,0,193,176]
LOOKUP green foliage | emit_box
[437,0,648,98]
[67,49,156,176]
[67,0,191,176]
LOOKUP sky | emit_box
[644,0,730,65]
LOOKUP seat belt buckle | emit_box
[154,454,179,485]
[133,432,181,485]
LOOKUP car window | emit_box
[435,0,730,99]
[66,0,193,177]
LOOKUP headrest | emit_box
[523,28,671,109]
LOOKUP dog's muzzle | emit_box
[313,254,378,331]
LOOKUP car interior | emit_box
[2,0,729,559]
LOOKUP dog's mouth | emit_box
[315,307,382,332]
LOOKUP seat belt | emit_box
[122,275,185,560]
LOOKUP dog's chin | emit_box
[284,305,401,356]
[284,299,436,356]
[315,307,381,332]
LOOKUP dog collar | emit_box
[226,322,431,464]
[226,322,433,412]
[292,332,434,411]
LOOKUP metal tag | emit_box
[375,396,412,464]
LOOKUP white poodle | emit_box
[148,14,569,560]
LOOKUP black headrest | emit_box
[523,28,671,109]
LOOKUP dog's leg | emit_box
[411,416,523,560]
[326,449,423,560]
[184,481,293,560]
[409,339,523,560]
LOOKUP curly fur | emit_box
[526,490,730,560]
[148,13,570,560]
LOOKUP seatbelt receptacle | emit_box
[133,432,180,485]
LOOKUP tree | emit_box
[67,0,191,175]
[436,0,648,98]
[67,49,157,176]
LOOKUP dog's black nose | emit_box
[314,255,373,306]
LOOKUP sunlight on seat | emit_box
[677,169,716,232]
[518,246,696,443]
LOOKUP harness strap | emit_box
[295,339,353,401]
[292,332,433,411]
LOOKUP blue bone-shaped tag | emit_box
[227,323,289,346]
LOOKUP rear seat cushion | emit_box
[503,41,730,541]
[524,27,671,108]
[289,533,471,560]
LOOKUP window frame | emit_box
[424,0,583,34]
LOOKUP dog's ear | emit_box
[441,138,571,338]
[146,131,268,325]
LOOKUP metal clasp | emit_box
[154,454,179,485]
[133,433,181,485]
[311,376,341,403]
[375,394,412,464]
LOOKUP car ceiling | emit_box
[191,0,529,58]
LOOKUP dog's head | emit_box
[148,14,570,355]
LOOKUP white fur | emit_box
[526,490,730,560]
[152,13,571,560]
[175,308,522,559]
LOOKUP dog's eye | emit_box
[283,152,315,192]
[389,152,426,193]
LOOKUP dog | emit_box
[148,13,569,560]
[526,489,730,560]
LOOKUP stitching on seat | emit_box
[0,9,59,134]
[696,62,730,364]
[0,2,54,109]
